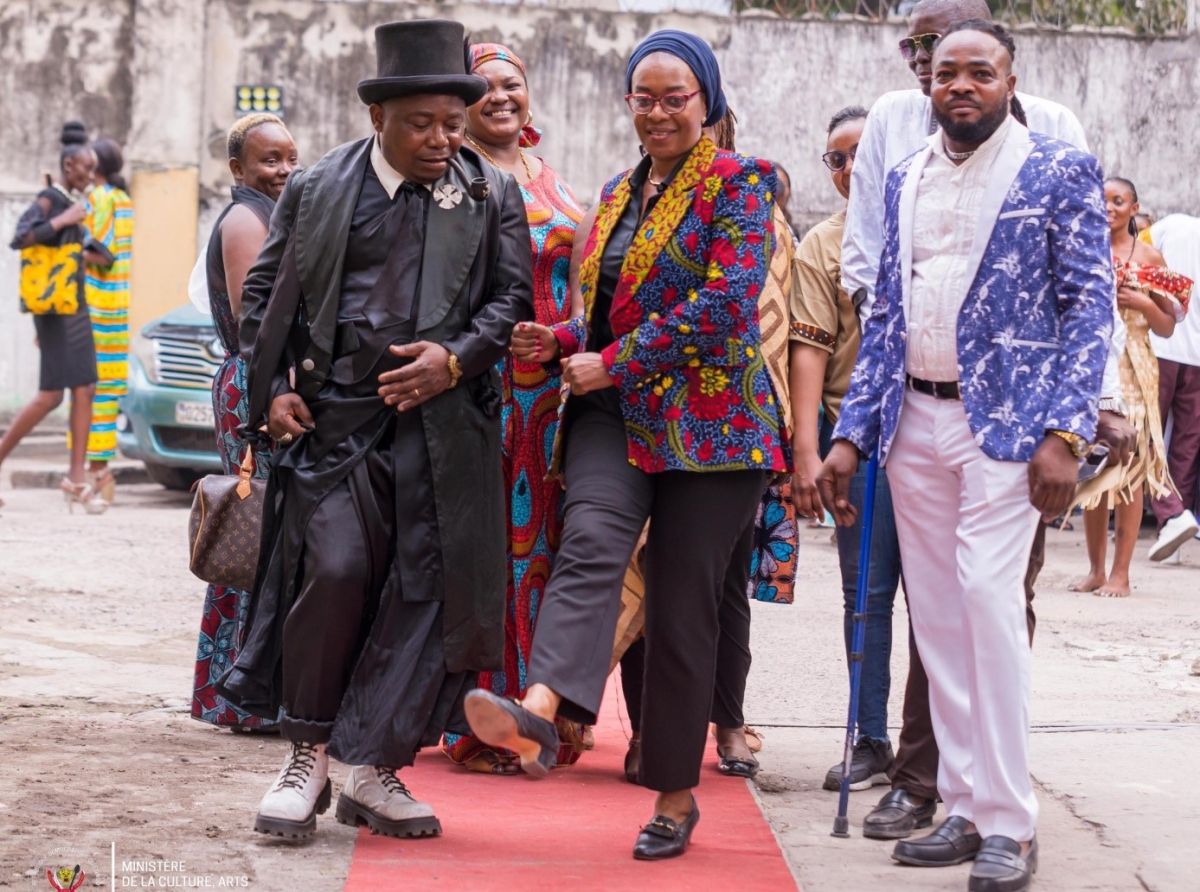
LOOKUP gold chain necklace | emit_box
[467,136,534,182]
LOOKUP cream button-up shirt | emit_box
[905,115,1015,383]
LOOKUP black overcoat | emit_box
[217,137,533,719]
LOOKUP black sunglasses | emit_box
[898,32,941,61]
[822,146,858,172]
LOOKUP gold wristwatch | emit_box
[446,351,463,389]
[1048,429,1090,458]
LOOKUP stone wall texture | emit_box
[1,0,1199,407]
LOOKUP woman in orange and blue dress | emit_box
[463,30,789,859]
[191,114,298,729]
[441,43,586,775]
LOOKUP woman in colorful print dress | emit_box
[83,139,133,504]
[1072,177,1192,597]
[191,114,298,729]
[441,43,586,775]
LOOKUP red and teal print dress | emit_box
[444,162,584,767]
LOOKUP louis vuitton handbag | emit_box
[188,448,265,591]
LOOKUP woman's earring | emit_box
[526,110,534,127]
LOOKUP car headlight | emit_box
[133,335,160,384]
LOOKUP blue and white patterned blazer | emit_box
[834,126,1114,464]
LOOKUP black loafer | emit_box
[632,800,700,860]
[863,788,938,840]
[969,836,1037,892]
[892,815,982,866]
[462,690,558,778]
[716,746,760,779]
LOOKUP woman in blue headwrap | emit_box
[465,30,789,860]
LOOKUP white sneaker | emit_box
[336,765,442,838]
[253,742,331,839]
[1158,549,1183,566]
[1148,510,1200,562]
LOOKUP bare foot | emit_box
[1069,572,1106,592]
[1095,573,1131,598]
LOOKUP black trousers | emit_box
[278,432,470,765]
[527,396,765,792]
[891,522,1043,799]
[620,518,755,733]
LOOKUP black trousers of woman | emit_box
[620,519,755,734]
[526,392,764,792]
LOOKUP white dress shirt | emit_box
[907,116,1015,382]
[1148,214,1200,367]
[843,88,1125,397]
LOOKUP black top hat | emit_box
[357,20,487,106]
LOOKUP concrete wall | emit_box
[2,0,1199,410]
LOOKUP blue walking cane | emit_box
[831,445,880,838]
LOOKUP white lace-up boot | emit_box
[253,742,331,838]
[336,765,442,838]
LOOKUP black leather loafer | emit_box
[969,836,1037,892]
[863,788,938,840]
[892,815,982,866]
[632,800,700,861]
[462,690,558,778]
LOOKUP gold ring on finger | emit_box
[414,387,420,399]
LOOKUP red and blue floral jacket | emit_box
[550,137,792,475]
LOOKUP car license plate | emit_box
[175,400,214,428]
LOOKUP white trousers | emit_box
[887,390,1040,841]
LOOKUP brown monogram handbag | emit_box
[188,449,265,591]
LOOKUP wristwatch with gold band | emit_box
[1048,428,1090,458]
[446,351,463,389]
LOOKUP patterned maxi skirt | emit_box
[190,354,277,728]
[442,360,584,767]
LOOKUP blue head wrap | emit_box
[625,30,727,129]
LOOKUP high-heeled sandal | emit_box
[88,468,116,505]
[624,737,642,785]
[61,477,108,515]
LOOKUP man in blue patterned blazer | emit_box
[819,22,1112,892]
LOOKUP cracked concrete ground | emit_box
[1,456,1198,891]
[747,522,1200,892]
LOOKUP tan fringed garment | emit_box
[1080,259,1193,510]
[757,206,796,441]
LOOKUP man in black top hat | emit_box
[215,18,533,840]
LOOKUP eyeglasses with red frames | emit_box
[624,90,702,116]
[822,146,858,172]
[898,32,941,61]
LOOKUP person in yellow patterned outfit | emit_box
[83,138,133,504]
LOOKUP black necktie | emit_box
[363,181,429,329]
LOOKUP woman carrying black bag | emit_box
[0,121,108,514]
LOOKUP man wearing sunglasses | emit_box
[839,0,1136,846]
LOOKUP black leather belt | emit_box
[906,375,961,400]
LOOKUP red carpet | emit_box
[342,676,799,891]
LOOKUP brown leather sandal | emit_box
[624,737,642,785]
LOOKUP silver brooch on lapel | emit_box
[433,184,463,210]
